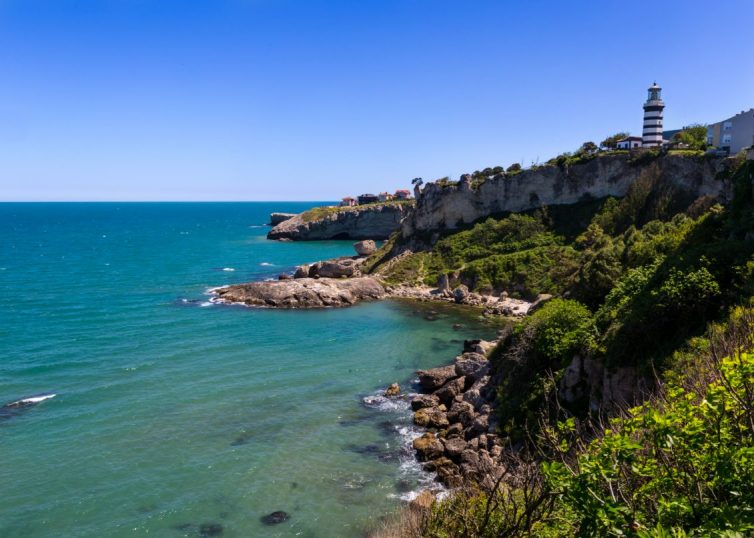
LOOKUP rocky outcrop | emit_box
[211,277,385,308]
[268,203,412,241]
[353,239,377,256]
[409,339,506,490]
[403,154,730,237]
[269,212,296,226]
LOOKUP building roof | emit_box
[618,136,643,142]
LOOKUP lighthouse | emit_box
[642,82,665,147]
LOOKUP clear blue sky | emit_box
[1,0,752,201]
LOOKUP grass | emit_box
[300,199,414,222]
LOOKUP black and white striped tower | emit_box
[642,82,665,147]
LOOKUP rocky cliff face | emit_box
[403,154,729,237]
[268,203,411,241]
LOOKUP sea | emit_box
[0,202,498,538]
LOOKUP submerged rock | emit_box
[260,511,290,525]
[199,522,224,536]
[213,277,385,309]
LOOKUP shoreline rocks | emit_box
[269,212,296,226]
[212,277,385,308]
[409,338,506,490]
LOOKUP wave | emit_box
[259,262,275,267]
[362,389,446,501]
[222,267,235,272]
[4,393,57,408]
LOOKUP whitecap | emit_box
[199,301,213,307]
[222,267,235,272]
[259,262,274,267]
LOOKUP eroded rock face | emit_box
[404,154,730,238]
[269,212,296,226]
[268,203,412,241]
[212,277,385,308]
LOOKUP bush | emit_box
[522,299,597,365]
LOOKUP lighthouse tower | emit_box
[642,82,665,147]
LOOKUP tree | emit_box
[506,163,522,174]
[578,141,598,155]
[672,124,708,150]
[600,132,630,150]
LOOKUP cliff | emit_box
[267,202,412,241]
[403,153,729,239]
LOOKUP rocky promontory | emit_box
[212,276,386,308]
[268,203,411,241]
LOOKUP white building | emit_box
[616,136,644,150]
[707,109,754,154]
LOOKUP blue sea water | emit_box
[0,203,497,538]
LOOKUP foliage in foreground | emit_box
[425,309,754,537]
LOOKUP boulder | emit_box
[278,273,292,280]
[423,456,454,472]
[412,433,444,461]
[445,422,464,438]
[452,285,469,304]
[447,400,476,427]
[410,393,440,411]
[434,376,466,405]
[311,259,358,278]
[469,414,490,435]
[353,239,377,256]
[293,265,309,279]
[417,365,457,391]
[414,406,449,429]
[441,437,467,461]
[384,383,400,397]
[454,353,489,380]
[436,464,464,488]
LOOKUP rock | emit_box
[452,285,469,304]
[447,400,476,427]
[269,212,296,226]
[260,511,290,525]
[452,323,464,330]
[410,393,440,411]
[423,456,454,472]
[414,406,449,429]
[527,293,553,314]
[437,274,451,292]
[310,259,359,278]
[353,239,377,256]
[268,203,412,241]
[462,376,491,409]
[409,490,435,512]
[436,464,464,488]
[412,433,444,461]
[199,523,224,536]
[384,383,400,397]
[470,414,490,435]
[213,277,385,309]
[441,437,467,461]
[454,353,489,381]
[417,365,457,391]
[293,265,309,279]
[434,376,466,406]
[445,422,464,438]
[278,273,292,280]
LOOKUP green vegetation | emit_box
[672,124,708,151]
[426,310,754,537]
[300,199,414,222]
[373,157,754,537]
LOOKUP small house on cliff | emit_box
[616,136,643,149]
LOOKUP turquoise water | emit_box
[0,203,496,538]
